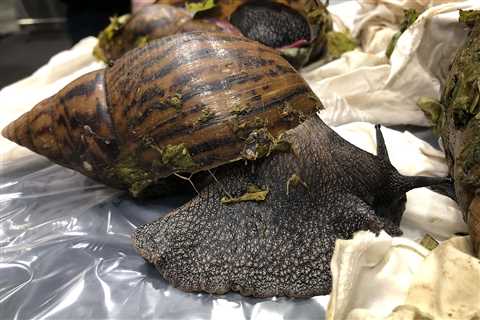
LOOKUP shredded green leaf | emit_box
[326,31,357,58]
[185,0,216,15]
[156,143,197,171]
[459,9,480,27]
[93,14,131,62]
[416,96,445,133]
[420,234,439,251]
[386,9,419,58]
[221,184,269,204]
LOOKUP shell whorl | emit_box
[4,32,322,195]
[106,32,321,177]
[2,70,122,186]
[94,4,192,62]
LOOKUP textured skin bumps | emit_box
[230,2,311,48]
[133,116,427,298]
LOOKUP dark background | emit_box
[0,0,130,88]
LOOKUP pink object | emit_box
[208,19,243,36]
[280,39,310,49]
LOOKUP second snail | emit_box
[94,0,356,68]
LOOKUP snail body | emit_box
[134,116,449,298]
[2,31,450,298]
[3,32,321,196]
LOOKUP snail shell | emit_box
[94,4,192,62]
[3,32,322,196]
[94,4,243,63]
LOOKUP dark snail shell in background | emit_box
[3,32,322,196]
[94,4,192,62]
[229,2,312,48]
[94,1,333,67]
[117,0,332,68]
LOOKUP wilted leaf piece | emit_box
[185,0,216,15]
[221,183,269,204]
[386,9,419,58]
[326,31,357,59]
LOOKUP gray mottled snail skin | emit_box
[2,32,321,197]
[133,117,449,298]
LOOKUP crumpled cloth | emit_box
[388,236,480,320]
[303,0,480,127]
[327,231,430,320]
[324,1,480,318]
[329,233,480,320]
[325,124,469,320]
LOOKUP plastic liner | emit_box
[0,155,329,319]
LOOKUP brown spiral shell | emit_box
[3,32,322,196]
[94,4,192,62]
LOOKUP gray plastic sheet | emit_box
[0,156,328,319]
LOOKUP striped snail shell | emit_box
[3,32,322,196]
[94,4,192,63]
[94,4,242,63]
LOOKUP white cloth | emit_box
[331,123,467,318]
[327,231,430,320]
[323,1,479,318]
[330,235,480,320]
[303,0,480,127]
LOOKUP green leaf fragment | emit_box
[93,14,131,62]
[156,143,197,171]
[326,31,357,59]
[241,128,291,161]
[416,96,445,130]
[135,35,150,48]
[170,93,183,112]
[185,0,216,15]
[221,184,269,205]
[231,104,249,116]
[386,9,419,58]
[108,155,153,197]
[420,234,439,251]
[459,9,480,27]
[195,108,214,125]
